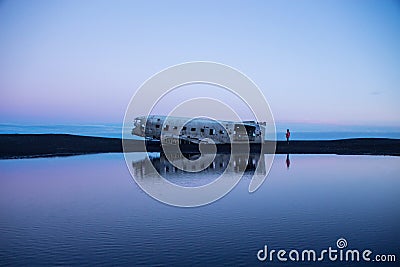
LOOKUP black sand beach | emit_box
[0,134,399,159]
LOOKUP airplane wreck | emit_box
[132,115,266,144]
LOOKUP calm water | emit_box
[0,153,399,266]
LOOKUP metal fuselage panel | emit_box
[132,115,265,144]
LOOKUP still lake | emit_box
[0,153,399,266]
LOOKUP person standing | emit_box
[286,129,290,144]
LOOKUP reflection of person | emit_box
[286,129,290,144]
[286,154,290,169]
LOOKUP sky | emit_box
[0,0,399,128]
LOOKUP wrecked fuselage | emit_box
[132,115,265,144]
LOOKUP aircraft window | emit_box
[219,130,225,134]
[156,125,160,128]
[173,126,178,130]
[164,125,169,131]
[191,128,196,131]
[157,118,160,121]
[182,126,187,131]
[209,129,215,135]
[200,128,204,133]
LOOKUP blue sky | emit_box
[0,0,399,127]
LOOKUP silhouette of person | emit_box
[286,129,290,144]
[286,154,290,169]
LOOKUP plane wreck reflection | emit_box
[131,153,266,187]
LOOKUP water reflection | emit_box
[1,154,399,266]
[286,154,290,169]
[131,153,266,186]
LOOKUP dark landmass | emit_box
[0,134,123,159]
[0,134,399,159]
[275,139,400,156]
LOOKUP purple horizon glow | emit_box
[0,0,399,127]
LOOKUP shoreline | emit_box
[0,134,399,159]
